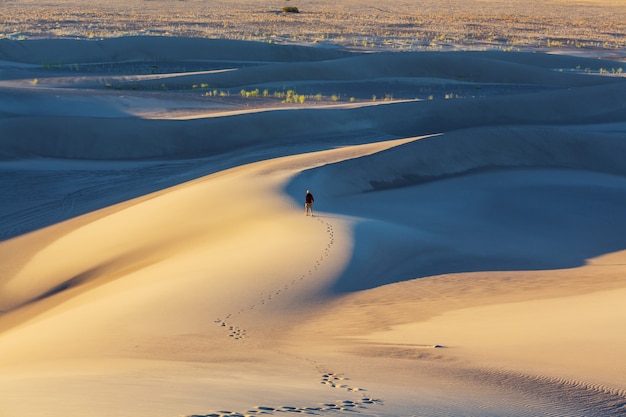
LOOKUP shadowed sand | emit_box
[1,36,626,417]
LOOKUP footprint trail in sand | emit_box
[203,217,382,417]
[214,216,334,341]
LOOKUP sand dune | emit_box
[0,36,352,64]
[1,39,624,162]
[1,36,626,417]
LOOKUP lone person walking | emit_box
[305,189,315,216]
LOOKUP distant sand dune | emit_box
[1,39,624,161]
[1,76,625,160]
[0,36,352,64]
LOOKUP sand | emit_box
[1,25,626,417]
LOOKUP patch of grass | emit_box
[235,88,367,105]
[42,62,65,70]
[240,88,260,97]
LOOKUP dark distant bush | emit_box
[282,6,300,13]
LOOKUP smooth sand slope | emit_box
[1,37,626,417]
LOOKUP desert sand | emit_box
[1,2,626,416]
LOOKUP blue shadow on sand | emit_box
[289,167,626,293]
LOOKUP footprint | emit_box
[255,406,275,411]
[201,221,388,416]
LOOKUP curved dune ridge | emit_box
[1,37,626,417]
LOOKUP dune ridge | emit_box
[1,39,624,162]
[296,124,626,196]
[2,76,625,160]
[0,36,352,64]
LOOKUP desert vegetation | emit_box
[0,0,624,56]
